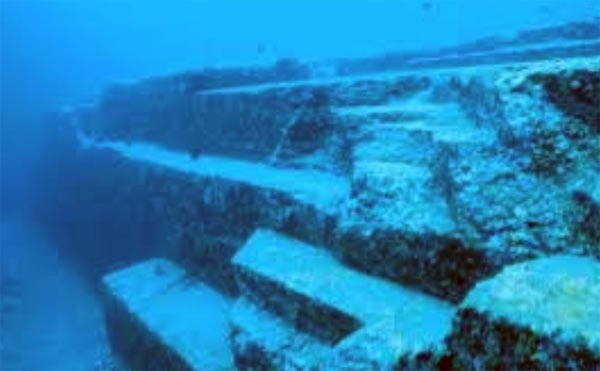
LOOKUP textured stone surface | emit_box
[31,36,600,369]
[447,57,600,261]
[447,255,600,370]
[79,136,349,213]
[332,89,500,302]
[80,136,347,295]
[232,229,455,368]
[229,298,332,370]
[70,55,600,304]
[102,259,233,370]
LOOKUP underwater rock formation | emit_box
[32,21,600,370]
[447,255,600,369]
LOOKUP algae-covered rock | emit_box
[448,255,600,370]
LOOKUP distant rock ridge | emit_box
[333,17,600,75]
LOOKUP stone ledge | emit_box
[232,229,456,368]
[447,255,600,369]
[102,259,233,370]
[79,136,349,213]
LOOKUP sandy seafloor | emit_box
[0,218,118,371]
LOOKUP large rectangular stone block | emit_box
[102,259,233,370]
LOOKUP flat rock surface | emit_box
[230,298,332,369]
[462,255,600,352]
[79,135,349,212]
[233,229,456,344]
[103,258,233,370]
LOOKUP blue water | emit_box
[1,1,599,370]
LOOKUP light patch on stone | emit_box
[462,255,600,352]
[78,134,349,213]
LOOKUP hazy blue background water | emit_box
[0,1,598,369]
[2,0,598,118]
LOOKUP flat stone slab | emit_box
[448,255,600,369]
[79,135,349,213]
[102,259,233,370]
[232,229,456,366]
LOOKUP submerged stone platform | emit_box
[32,19,600,370]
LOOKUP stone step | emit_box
[336,99,499,305]
[353,160,430,181]
[349,160,456,233]
[353,136,436,165]
[231,229,456,368]
[333,210,499,304]
[397,119,495,145]
[79,135,349,214]
[81,136,348,296]
[447,255,600,369]
[338,156,475,305]
[196,70,426,96]
[340,100,495,145]
[230,298,454,370]
[101,258,233,370]
[229,298,332,370]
